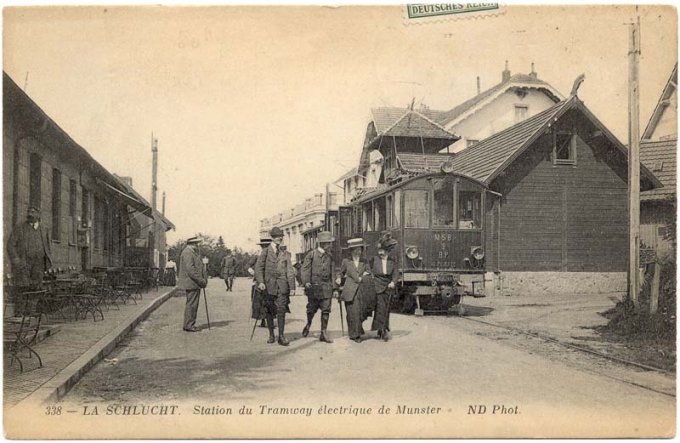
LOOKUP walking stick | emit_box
[337,297,345,336]
[203,287,211,330]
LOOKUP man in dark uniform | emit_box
[178,236,207,332]
[255,227,295,346]
[300,230,336,343]
[248,237,272,328]
[7,207,52,289]
[220,249,237,291]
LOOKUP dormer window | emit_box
[553,131,577,165]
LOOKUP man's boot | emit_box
[319,313,333,343]
[277,313,289,346]
[302,312,315,337]
[266,314,276,344]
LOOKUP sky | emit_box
[4,5,677,252]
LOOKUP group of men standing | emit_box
[178,225,399,346]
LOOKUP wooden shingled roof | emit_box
[367,107,458,145]
[450,95,663,190]
[397,152,456,172]
[640,139,677,201]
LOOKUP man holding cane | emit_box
[255,227,295,346]
[300,231,336,343]
[370,234,399,341]
[179,236,208,332]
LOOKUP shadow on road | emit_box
[461,305,494,317]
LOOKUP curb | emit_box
[15,287,177,408]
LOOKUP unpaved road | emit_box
[59,278,675,438]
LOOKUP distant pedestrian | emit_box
[336,238,370,343]
[369,235,399,341]
[164,259,177,286]
[301,231,336,343]
[178,237,207,332]
[220,249,237,291]
[7,206,52,289]
[255,227,295,346]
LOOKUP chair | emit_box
[4,289,46,372]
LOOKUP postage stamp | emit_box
[403,3,506,24]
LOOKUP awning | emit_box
[96,178,151,214]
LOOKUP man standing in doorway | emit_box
[7,206,52,289]
[255,227,295,346]
[179,236,207,332]
[301,231,336,343]
[220,249,237,292]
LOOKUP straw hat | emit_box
[346,238,365,249]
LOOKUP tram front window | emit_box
[459,191,481,229]
[433,178,455,227]
[404,190,429,228]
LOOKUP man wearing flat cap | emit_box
[178,236,208,332]
[255,227,296,346]
[301,230,336,343]
[7,206,52,289]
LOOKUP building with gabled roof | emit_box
[639,63,677,259]
[449,93,660,296]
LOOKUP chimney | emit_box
[476,76,481,95]
[162,191,166,216]
[502,60,511,82]
[529,62,538,79]
[151,135,158,211]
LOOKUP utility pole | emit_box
[627,14,641,307]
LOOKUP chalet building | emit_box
[639,63,677,260]
[448,93,661,296]
[3,72,174,274]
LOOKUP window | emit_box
[51,169,61,241]
[362,202,374,231]
[553,131,577,165]
[103,201,110,251]
[404,190,429,228]
[386,195,393,228]
[81,187,90,227]
[29,153,42,210]
[69,180,77,244]
[458,191,481,229]
[514,104,528,123]
[393,190,401,228]
[94,196,103,249]
[433,178,455,227]
[339,207,352,238]
[374,197,387,232]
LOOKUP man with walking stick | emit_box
[179,236,208,332]
[255,227,295,346]
[300,231,336,343]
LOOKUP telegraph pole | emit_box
[627,15,641,306]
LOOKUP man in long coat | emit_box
[220,250,237,291]
[248,237,272,327]
[178,236,207,332]
[255,227,295,346]
[7,207,52,289]
[300,231,335,343]
[370,236,399,341]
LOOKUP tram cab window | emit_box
[433,178,455,227]
[386,195,393,228]
[458,191,481,229]
[393,190,401,228]
[374,197,387,231]
[404,190,429,228]
[363,202,374,231]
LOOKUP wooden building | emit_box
[449,94,661,295]
[640,63,677,260]
[3,72,173,273]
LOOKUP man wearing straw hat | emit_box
[179,236,208,332]
[370,233,399,341]
[255,227,296,346]
[300,230,336,343]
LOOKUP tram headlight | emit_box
[406,246,420,260]
[471,247,485,261]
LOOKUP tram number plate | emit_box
[429,272,457,282]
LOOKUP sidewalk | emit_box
[4,286,176,408]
